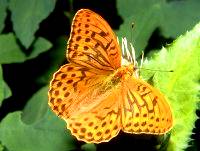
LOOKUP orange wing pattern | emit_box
[67,9,121,71]
[48,8,173,144]
[49,63,109,119]
[121,78,173,134]
[67,87,121,143]
[49,64,122,143]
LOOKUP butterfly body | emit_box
[48,9,173,143]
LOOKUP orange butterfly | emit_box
[48,9,173,143]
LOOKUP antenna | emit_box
[136,67,174,72]
[131,22,135,43]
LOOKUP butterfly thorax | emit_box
[112,64,137,81]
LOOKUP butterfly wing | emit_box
[121,77,173,134]
[49,64,107,118]
[48,64,121,143]
[67,89,121,143]
[67,9,121,70]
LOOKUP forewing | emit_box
[49,64,106,118]
[121,78,173,134]
[67,9,121,71]
[48,64,121,143]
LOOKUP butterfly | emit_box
[48,9,173,143]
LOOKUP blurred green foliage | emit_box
[141,23,200,151]
[0,0,199,151]
[117,0,200,56]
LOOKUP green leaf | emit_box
[161,0,200,38]
[28,37,52,60]
[0,87,77,151]
[0,65,12,107]
[21,86,49,124]
[9,0,56,48]
[0,0,7,33]
[0,111,77,151]
[141,21,200,151]
[0,33,26,64]
[0,34,52,64]
[117,0,200,56]
[0,143,4,151]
